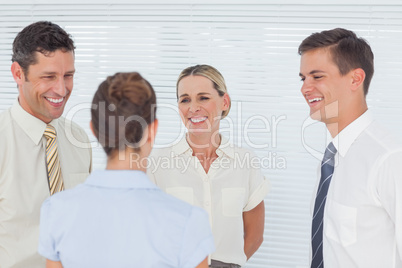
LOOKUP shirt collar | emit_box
[171,135,236,159]
[216,136,236,159]
[85,170,158,189]
[332,109,374,157]
[171,135,192,156]
[10,100,59,145]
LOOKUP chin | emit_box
[309,109,323,121]
[47,112,64,121]
[188,128,209,133]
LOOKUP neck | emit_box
[106,149,147,172]
[187,132,221,158]
[326,103,368,138]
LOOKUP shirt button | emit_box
[203,177,209,182]
[205,201,210,206]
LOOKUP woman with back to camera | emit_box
[38,72,215,268]
[148,65,269,268]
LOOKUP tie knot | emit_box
[44,124,57,140]
[323,142,337,164]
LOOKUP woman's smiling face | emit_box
[177,75,229,136]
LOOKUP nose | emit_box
[53,77,67,96]
[301,79,312,97]
[189,102,200,112]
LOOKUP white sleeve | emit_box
[244,155,270,211]
[377,150,402,260]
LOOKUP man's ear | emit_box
[351,68,366,92]
[11,62,25,86]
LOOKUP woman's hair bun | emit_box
[108,72,153,107]
[91,72,157,156]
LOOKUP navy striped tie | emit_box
[311,142,337,268]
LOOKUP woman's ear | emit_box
[351,68,366,92]
[222,93,230,111]
[89,121,95,136]
[147,119,158,144]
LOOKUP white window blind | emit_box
[1,1,402,267]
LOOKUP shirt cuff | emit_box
[244,177,270,211]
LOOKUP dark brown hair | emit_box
[12,21,75,76]
[91,72,157,156]
[298,28,374,96]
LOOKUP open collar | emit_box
[171,135,236,159]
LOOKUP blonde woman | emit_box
[148,65,269,268]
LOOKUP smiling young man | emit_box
[0,21,92,267]
[299,28,402,268]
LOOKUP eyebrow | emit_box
[178,92,212,98]
[299,70,324,77]
[40,70,76,75]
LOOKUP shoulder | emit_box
[56,116,91,146]
[356,121,402,173]
[221,136,256,154]
[43,184,87,212]
[0,108,12,134]
[149,145,175,159]
[364,121,402,154]
[150,136,192,158]
[234,144,258,157]
[220,138,259,161]
[0,109,15,153]
[148,137,190,162]
[57,117,88,136]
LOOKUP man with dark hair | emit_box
[0,21,92,267]
[299,28,402,268]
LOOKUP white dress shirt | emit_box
[315,110,402,267]
[147,136,269,266]
[0,101,92,268]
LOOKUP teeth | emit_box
[46,97,64,104]
[308,98,323,103]
[190,117,207,123]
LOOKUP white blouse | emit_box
[147,136,269,266]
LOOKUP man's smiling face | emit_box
[299,48,351,124]
[15,49,75,123]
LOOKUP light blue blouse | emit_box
[38,170,214,268]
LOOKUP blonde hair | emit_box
[176,64,231,118]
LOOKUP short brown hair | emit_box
[12,21,75,76]
[298,28,374,96]
[91,72,157,156]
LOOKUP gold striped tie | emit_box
[44,124,64,195]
